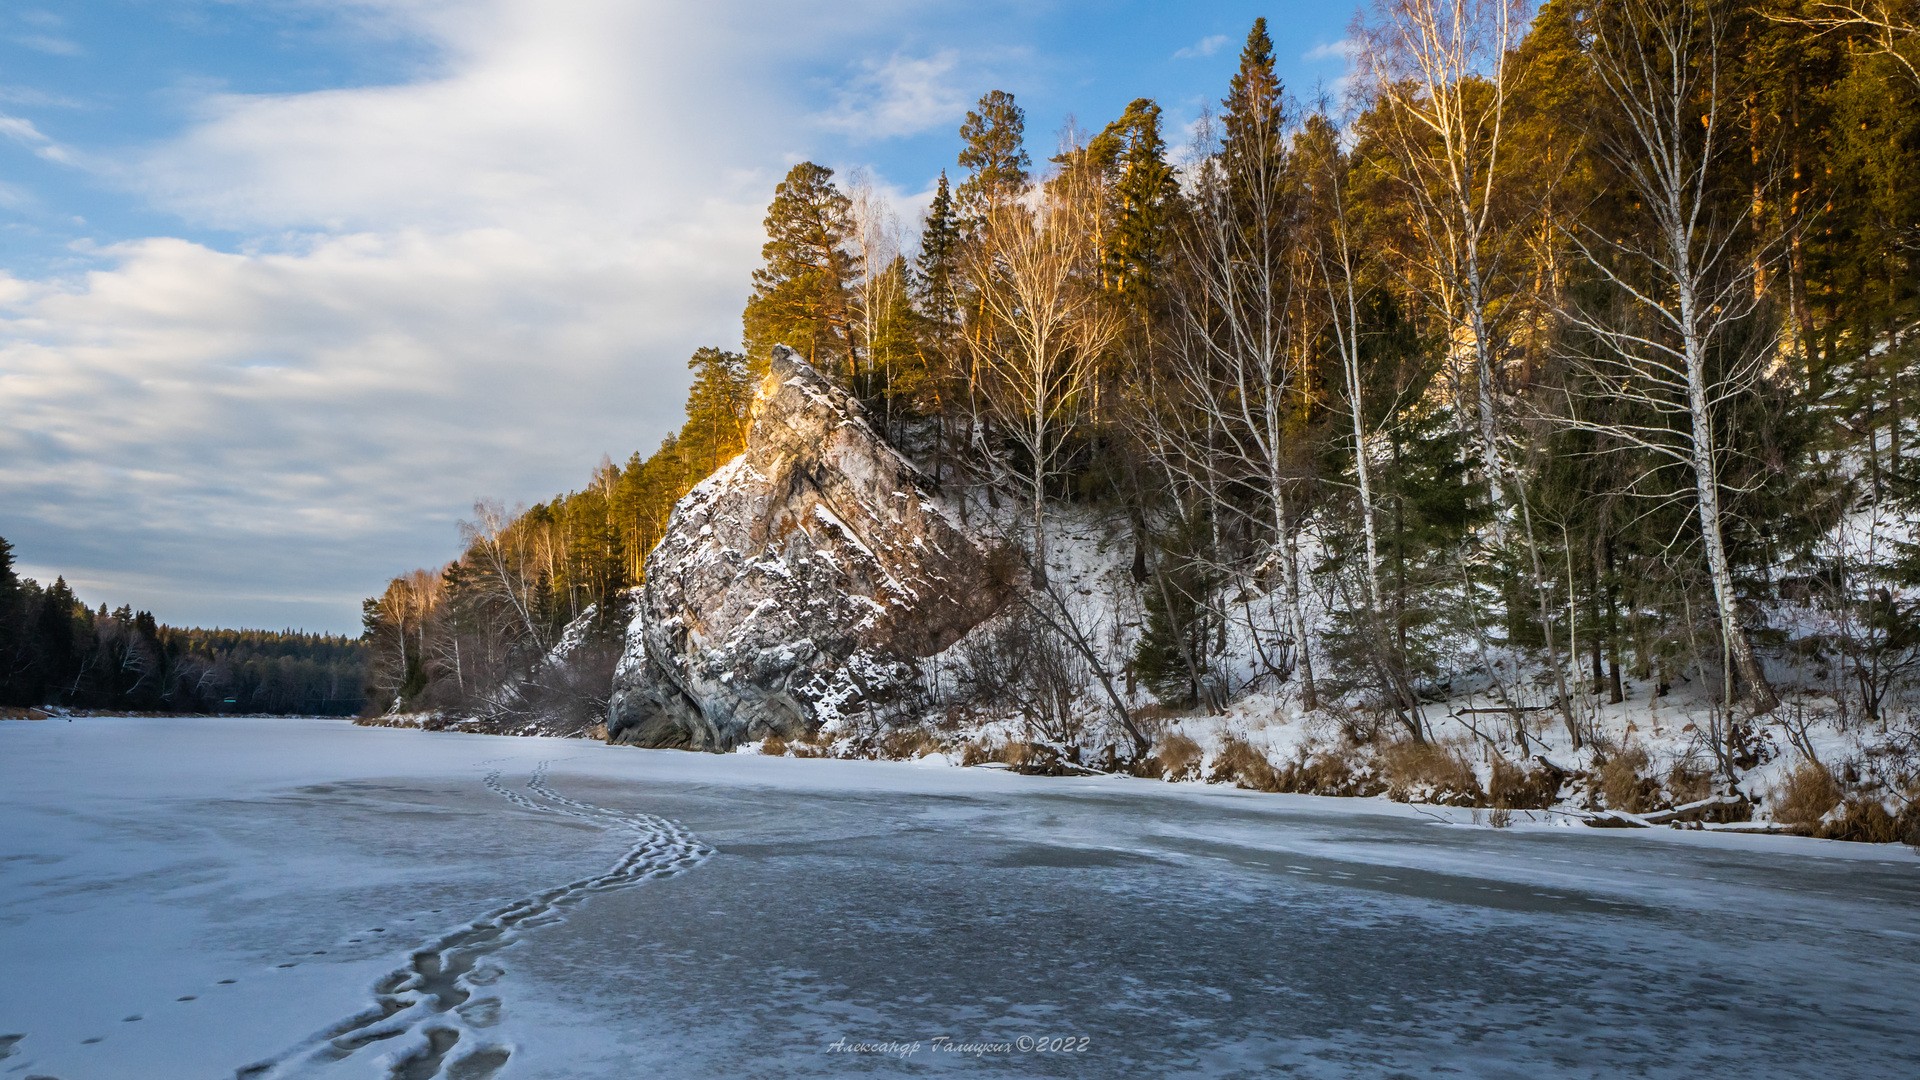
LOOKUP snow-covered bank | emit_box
[5,716,1919,1079]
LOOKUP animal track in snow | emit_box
[236,760,712,1080]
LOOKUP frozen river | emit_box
[2,716,1917,1079]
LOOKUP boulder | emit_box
[608,346,1012,749]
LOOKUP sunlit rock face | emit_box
[608,345,1012,750]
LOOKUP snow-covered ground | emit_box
[3,716,1917,1078]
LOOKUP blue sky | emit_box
[0,1,1361,635]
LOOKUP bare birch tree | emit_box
[1302,115,1427,726]
[464,499,549,655]
[1153,109,1322,708]
[1556,0,1781,714]
[1361,0,1589,742]
[962,175,1122,580]
[1360,0,1528,508]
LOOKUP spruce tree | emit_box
[915,171,962,334]
[1221,18,1284,193]
[1097,98,1181,303]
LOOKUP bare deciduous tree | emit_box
[1360,0,1528,508]
[963,174,1122,579]
[1556,0,1781,715]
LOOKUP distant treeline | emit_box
[0,535,367,715]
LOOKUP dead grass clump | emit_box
[1276,749,1384,798]
[760,732,789,756]
[875,727,939,760]
[957,738,1063,771]
[1899,803,1920,851]
[1150,732,1204,782]
[1006,741,1087,776]
[960,739,1001,767]
[1209,736,1281,791]
[1772,761,1844,833]
[1380,741,1482,806]
[1597,744,1654,813]
[1822,799,1901,844]
[1665,759,1716,805]
[1489,757,1563,810]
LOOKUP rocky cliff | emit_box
[607,346,1012,749]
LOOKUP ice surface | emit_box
[2,716,1917,1078]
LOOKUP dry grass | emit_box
[875,727,940,760]
[1209,736,1281,791]
[959,739,1000,767]
[1823,799,1901,843]
[760,732,789,757]
[1488,757,1562,810]
[1150,732,1204,782]
[1279,749,1383,798]
[1772,761,1844,832]
[1379,740,1482,806]
[1665,759,1716,805]
[1597,744,1654,813]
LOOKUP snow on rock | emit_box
[608,345,1014,750]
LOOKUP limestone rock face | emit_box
[608,346,1011,749]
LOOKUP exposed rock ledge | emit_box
[607,345,1013,750]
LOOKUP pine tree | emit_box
[679,346,756,475]
[742,162,859,378]
[956,90,1032,227]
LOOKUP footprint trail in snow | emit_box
[238,760,713,1080]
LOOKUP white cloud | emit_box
[1173,34,1229,60]
[816,50,970,141]
[0,0,938,632]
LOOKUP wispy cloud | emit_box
[9,33,82,57]
[817,50,969,140]
[0,85,85,109]
[1173,34,1230,60]
[1304,38,1360,63]
[0,112,75,164]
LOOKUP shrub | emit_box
[1665,759,1716,805]
[876,727,938,760]
[960,739,999,767]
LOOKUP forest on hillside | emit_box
[364,0,1919,784]
[0,536,366,715]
